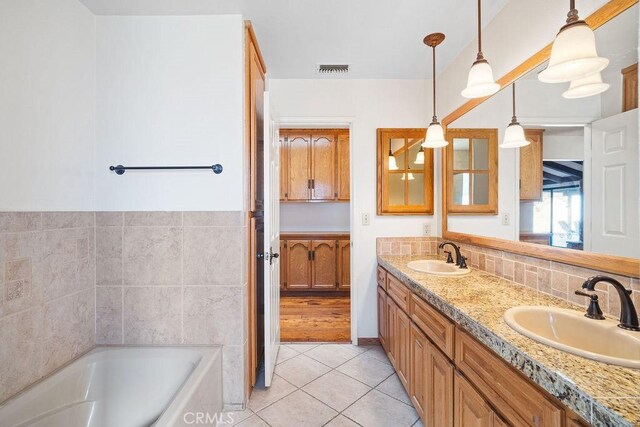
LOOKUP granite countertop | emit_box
[377,255,640,427]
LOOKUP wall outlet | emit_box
[501,213,510,226]
[362,212,370,226]
[423,223,432,236]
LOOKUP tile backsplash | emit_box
[377,237,639,318]
[0,212,95,402]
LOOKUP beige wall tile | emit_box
[42,289,94,374]
[183,211,243,227]
[123,227,182,287]
[41,212,94,230]
[124,211,182,226]
[123,287,181,344]
[96,211,123,227]
[96,226,123,287]
[222,345,245,405]
[183,286,243,345]
[183,227,242,287]
[97,287,122,345]
[5,258,31,281]
[0,213,41,233]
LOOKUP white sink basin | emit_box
[504,306,640,368]
[407,260,471,276]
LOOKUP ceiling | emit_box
[79,0,510,79]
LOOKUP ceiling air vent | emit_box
[316,64,350,75]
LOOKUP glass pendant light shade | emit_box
[538,4,608,83]
[501,123,529,148]
[563,72,609,98]
[462,60,501,98]
[423,123,448,148]
[414,146,425,164]
[388,150,398,170]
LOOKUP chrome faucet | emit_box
[438,242,467,269]
[582,276,640,331]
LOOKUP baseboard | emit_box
[357,337,380,346]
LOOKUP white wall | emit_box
[281,203,350,232]
[0,0,96,211]
[271,79,436,338]
[95,15,244,211]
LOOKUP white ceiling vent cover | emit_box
[316,64,350,75]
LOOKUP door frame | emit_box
[277,116,356,345]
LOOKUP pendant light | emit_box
[401,167,415,181]
[414,146,425,165]
[461,0,500,99]
[501,83,529,148]
[538,0,608,83]
[388,147,399,170]
[563,71,609,98]
[422,33,448,148]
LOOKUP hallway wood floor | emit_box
[280,296,351,342]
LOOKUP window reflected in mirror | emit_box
[377,128,434,215]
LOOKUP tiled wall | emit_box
[376,237,639,318]
[95,211,247,409]
[0,212,96,402]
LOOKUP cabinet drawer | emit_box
[386,274,410,313]
[410,294,455,360]
[455,329,563,427]
[377,266,387,290]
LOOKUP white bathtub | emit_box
[0,346,222,427]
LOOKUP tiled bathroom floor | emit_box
[221,343,423,427]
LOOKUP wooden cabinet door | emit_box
[311,239,337,289]
[410,324,427,420]
[337,239,350,290]
[520,129,544,201]
[280,240,287,290]
[377,286,388,351]
[386,296,397,366]
[396,307,411,391]
[454,372,494,427]
[427,344,454,427]
[280,133,289,200]
[287,240,311,289]
[311,133,336,200]
[622,63,638,112]
[336,131,350,200]
[287,133,311,201]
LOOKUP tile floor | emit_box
[219,343,424,427]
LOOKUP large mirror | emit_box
[444,2,638,267]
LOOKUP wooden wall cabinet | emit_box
[281,234,349,292]
[280,129,349,202]
[377,266,586,427]
[520,129,544,201]
[622,63,638,112]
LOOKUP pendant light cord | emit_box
[477,0,482,55]
[432,45,437,123]
[511,83,518,124]
[567,0,579,23]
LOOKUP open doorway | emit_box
[278,128,352,342]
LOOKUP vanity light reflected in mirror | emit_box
[500,83,529,149]
[388,147,399,170]
[461,0,500,98]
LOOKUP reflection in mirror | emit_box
[377,128,434,215]
[446,4,639,259]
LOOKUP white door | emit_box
[589,109,639,258]
[263,92,281,387]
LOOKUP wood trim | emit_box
[281,232,350,240]
[377,128,435,215]
[358,337,381,346]
[440,0,640,278]
[244,21,266,75]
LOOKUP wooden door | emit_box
[396,307,411,391]
[280,240,287,290]
[337,239,350,290]
[520,129,544,201]
[287,132,311,200]
[377,286,388,351]
[287,240,311,289]
[427,344,454,427]
[311,239,337,289]
[280,132,288,201]
[336,131,350,200]
[410,324,427,420]
[311,133,336,200]
[386,297,397,366]
[454,372,494,427]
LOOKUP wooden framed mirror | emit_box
[377,128,434,215]
[441,0,639,277]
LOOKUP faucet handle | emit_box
[458,256,468,269]
[444,251,454,264]
[574,290,605,320]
